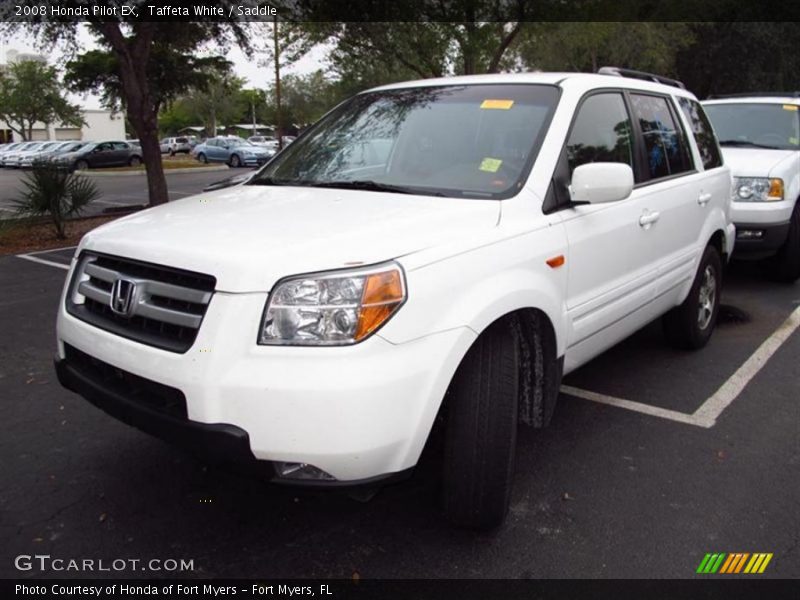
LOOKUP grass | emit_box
[99,159,220,173]
[0,214,120,256]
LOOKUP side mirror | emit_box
[570,162,634,204]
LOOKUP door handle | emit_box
[698,192,712,206]
[639,211,660,228]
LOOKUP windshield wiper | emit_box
[718,140,781,150]
[247,176,292,186]
[310,180,449,196]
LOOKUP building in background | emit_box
[0,49,126,143]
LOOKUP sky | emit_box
[1,24,329,110]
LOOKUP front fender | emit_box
[380,225,568,357]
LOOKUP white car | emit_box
[56,69,733,529]
[18,141,69,168]
[702,94,800,281]
[1,141,42,167]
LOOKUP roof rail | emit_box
[597,66,686,90]
[707,92,800,99]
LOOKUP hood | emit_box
[79,185,500,292]
[720,147,798,178]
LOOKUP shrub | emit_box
[12,162,100,239]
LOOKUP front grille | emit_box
[64,344,187,419]
[66,252,216,353]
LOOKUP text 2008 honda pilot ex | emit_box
[56,70,733,529]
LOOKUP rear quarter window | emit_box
[678,97,723,170]
[630,93,694,180]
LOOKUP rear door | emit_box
[627,93,709,302]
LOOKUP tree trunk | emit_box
[274,16,283,151]
[99,22,168,207]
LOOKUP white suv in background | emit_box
[703,94,800,281]
[56,69,733,529]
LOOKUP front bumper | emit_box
[732,220,791,259]
[56,284,474,483]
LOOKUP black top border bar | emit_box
[2,0,800,23]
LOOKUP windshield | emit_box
[248,84,560,198]
[704,103,800,150]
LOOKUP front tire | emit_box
[764,202,800,283]
[229,154,241,168]
[75,159,89,171]
[443,321,519,530]
[663,244,722,349]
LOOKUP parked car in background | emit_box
[34,141,89,165]
[191,136,271,167]
[18,141,68,168]
[55,140,142,170]
[56,69,733,530]
[1,141,41,167]
[703,94,800,281]
[160,136,192,156]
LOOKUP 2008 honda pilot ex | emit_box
[56,69,734,529]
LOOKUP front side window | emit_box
[630,94,693,180]
[703,103,800,151]
[566,92,635,177]
[678,97,723,170]
[249,84,560,199]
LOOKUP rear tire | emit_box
[663,244,722,350]
[764,202,800,283]
[442,320,519,530]
[197,153,208,164]
[128,156,141,167]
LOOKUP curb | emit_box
[78,165,230,177]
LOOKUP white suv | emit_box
[56,69,733,529]
[702,94,800,281]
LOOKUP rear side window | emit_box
[678,97,723,170]
[566,93,635,176]
[630,94,693,180]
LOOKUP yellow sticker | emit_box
[790,137,799,145]
[783,104,799,111]
[479,157,503,173]
[481,99,514,110]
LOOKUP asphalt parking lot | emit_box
[0,252,798,579]
[0,167,248,217]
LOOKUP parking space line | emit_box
[564,304,800,428]
[693,304,800,426]
[15,254,70,270]
[560,385,707,427]
[25,246,76,256]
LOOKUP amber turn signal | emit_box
[355,269,405,340]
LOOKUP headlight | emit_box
[258,263,406,345]
[733,177,784,202]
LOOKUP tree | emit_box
[183,75,247,137]
[675,22,800,98]
[2,2,253,207]
[0,60,83,140]
[514,22,694,75]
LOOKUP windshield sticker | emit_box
[783,105,798,111]
[480,99,514,110]
[790,137,799,145]
[479,157,503,172]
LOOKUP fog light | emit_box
[737,229,764,239]
[275,462,337,481]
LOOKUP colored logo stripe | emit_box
[697,553,773,574]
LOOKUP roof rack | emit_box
[707,92,800,99]
[597,66,686,90]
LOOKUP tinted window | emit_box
[112,142,129,150]
[630,94,693,179]
[678,98,722,169]
[567,93,634,176]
